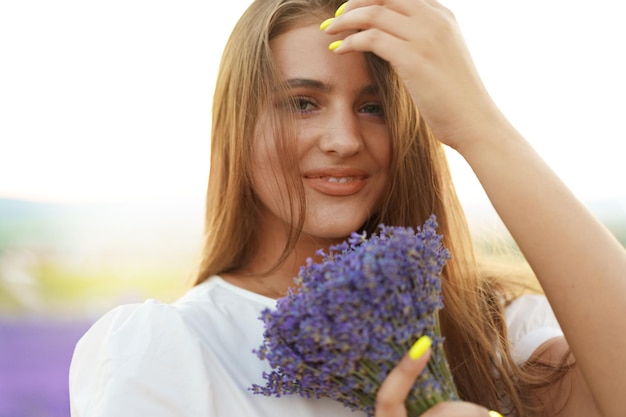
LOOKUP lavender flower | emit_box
[251,215,459,416]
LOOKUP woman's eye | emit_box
[292,97,316,113]
[360,102,384,117]
[276,96,317,114]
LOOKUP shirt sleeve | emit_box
[69,300,215,417]
[504,294,564,364]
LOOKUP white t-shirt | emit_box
[69,276,563,417]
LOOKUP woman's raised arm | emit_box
[325,1,626,415]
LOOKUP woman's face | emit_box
[252,22,391,243]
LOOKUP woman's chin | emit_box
[301,216,368,243]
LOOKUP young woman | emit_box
[69,0,626,416]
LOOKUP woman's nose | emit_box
[318,111,363,157]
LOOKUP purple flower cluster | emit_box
[251,215,459,416]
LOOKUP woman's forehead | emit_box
[271,24,371,88]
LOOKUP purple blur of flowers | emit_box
[250,215,459,416]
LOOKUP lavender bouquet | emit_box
[251,215,459,416]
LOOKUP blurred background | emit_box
[1,1,625,416]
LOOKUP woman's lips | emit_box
[303,168,368,196]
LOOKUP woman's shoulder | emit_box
[69,279,245,416]
[72,275,269,354]
[69,299,215,415]
[69,298,207,380]
[70,275,275,373]
[68,276,280,416]
[74,299,188,354]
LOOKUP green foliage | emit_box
[33,261,184,303]
[0,198,623,317]
[0,258,186,316]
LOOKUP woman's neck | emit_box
[222,215,332,299]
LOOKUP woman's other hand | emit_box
[376,336,499,417]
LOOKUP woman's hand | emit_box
[376,337,500,417]
[322,0,506,151]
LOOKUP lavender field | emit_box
[0,319,93,417]
[0,198,201,417]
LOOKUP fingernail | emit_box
[488,411,504,417]
[320,17,334,31]
[328,40,343,51]
[335,2,348,17]
[409,335,432,360]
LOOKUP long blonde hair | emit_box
[196,0,565,414]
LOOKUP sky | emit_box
[1,0,625,212]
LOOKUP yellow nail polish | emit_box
[328,40,343,51]
[335,2,348,17]
[320,17,334,31]
[488,411,503,417]
[409,335,432,360]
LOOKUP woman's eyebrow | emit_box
[284,78,378,97]
[285,78,331,93]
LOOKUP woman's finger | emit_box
[335,0,430,17]
[374,336,505,417]
[375,336,432,417]
[326,5,413,41]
